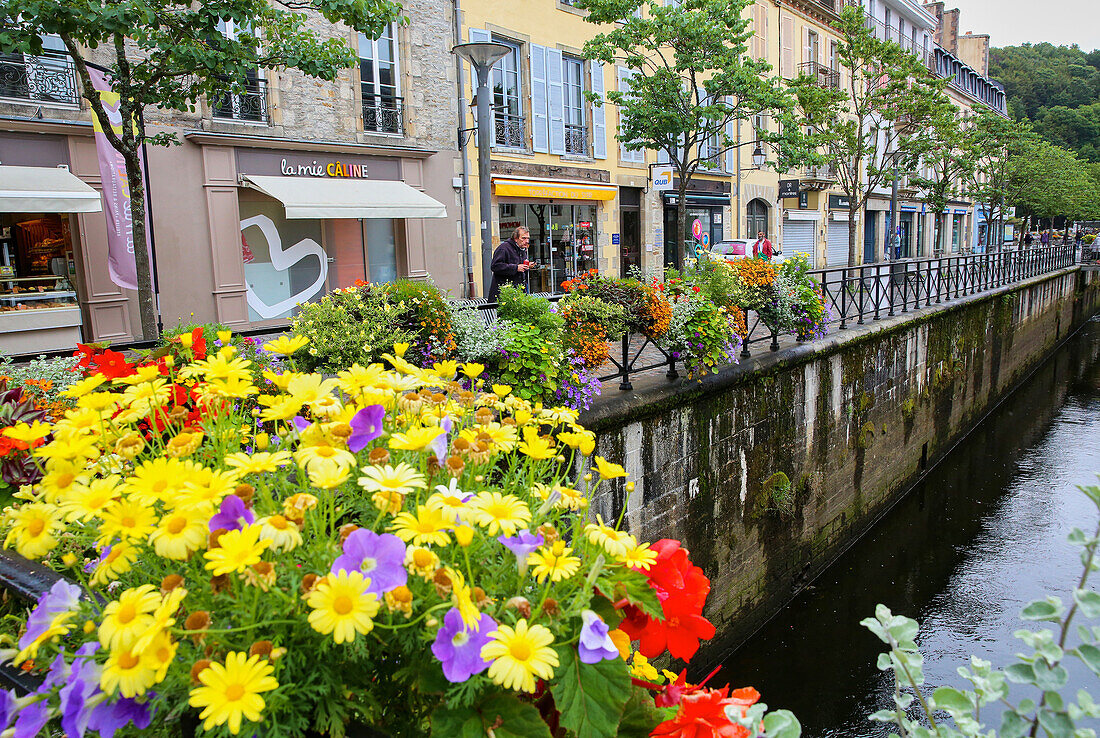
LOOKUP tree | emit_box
[964,111,1035,249]
[1013,141,1097,233]
[904,105,975,254]
[790,5,950,266]
[0,0,401,339]
[577,0,813,268]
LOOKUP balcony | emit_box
[802,165,836,190]
[213,76,269,124]
[0,51,79,106]
[565,122,588,156]
[362,95,404,135]
[799,61,840,88]
[492,110,525,148]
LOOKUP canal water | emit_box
[722,317,1100,737]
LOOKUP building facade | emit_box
[0,2,464,351]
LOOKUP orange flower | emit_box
[650,686,760,738]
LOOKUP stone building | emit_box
[0,2,463,349]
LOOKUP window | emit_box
[806,30,819,64]
[0,34,78,106]
[754,112,768,137]
[214,20,267,123]
[829,41,839,71]
[359,26,402,134]
[701,129,722,169]
[563,55,587,155]
[883,9,891,41]
[616,67,646,163]
[491,39,524,148]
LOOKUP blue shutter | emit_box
[530,44,549,153]
[590,61,607,159]
[725,97,736,173]
[547,48,565,155]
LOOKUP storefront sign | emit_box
[778,179,800,199]
[278,159,369,178]
[652,165,674,192]
[493,179,617,201]
[828,194,850,209]
[612,233,620,245]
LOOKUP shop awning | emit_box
[0,166,102,213]
[241,175,447,219]
[493,176,617,201]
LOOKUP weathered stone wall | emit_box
[583,267,1100,672]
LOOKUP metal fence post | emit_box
[618,335,632,391]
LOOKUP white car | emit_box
[707,239,784,262]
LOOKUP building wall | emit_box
[582,266,1100,670]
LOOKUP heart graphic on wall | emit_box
[240,214,328,320]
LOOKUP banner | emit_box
[86,66,152,291]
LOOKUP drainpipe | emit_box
[735,119,742,239]
[452,0,475,297]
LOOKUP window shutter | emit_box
[803,27,813,66]
[754,4,766,61]
[780,15,794,78]
[725,99,736,174]
[547,48,566,155]
[590,61,607,159]
[530,44,549,153]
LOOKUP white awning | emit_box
[242,174,447,219]
[0,166,102,213]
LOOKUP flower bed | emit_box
[0,337,798,738]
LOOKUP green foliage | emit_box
[761,472,795,518]
[857,421,876,449]
[551,646,631,738]
[863,481,1100,738]
[558,294,629,342]
[497,285,565,335]
[292,287,415,373]
[431,692,553,738]
[0,354,81,412]
[658,293,739,378]
[451,307,504,362]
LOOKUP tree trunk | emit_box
[123,151,158,340]
[676,180,689,270]
[847,200,860,267]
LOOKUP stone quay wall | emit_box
[581,266,1100,671]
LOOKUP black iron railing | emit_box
[565,122,588,156]
[214,75,269,123]
[799,61,840,89]
[493,110,526,148]
[363,95,404,135]
[467,246,1077,393]
[0,51,79,106]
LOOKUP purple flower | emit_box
[0,690,15,731]
[88,696,153,738]
[60,644,101,738]
[348,404,385,452]
[13,701,48,738]
[292,415,311,433]
[578,610,619,664]
[331,529,407,595]
[20,579,82,653]
[429,416,453,460]
[208,495,254,532]
[431,608,496,683]
[498,530,544,561]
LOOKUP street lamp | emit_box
[453,41,511,299]
[751,144,766,169]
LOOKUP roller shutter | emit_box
[782,219,816,265]
[827,220,850,267]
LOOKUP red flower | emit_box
[0,436,14,457]
[91,350,135,380]
[73,344,96,371]
[693,286,701,293]
[190,327,207,361]
[651,686,755,738]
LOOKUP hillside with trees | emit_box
[990,44,1100,162]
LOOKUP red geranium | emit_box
[90,350,135,380]
[190,326,207,361]
[651,686,758,738]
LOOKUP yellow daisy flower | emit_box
[306,570,380,644]
[264,335,309,355]
[621,542,659,571]
[527,541,581,583]
[294,442,356,472]
[124,457,190,504]
[98,584,160,651]
[203,526,271,576]
[257,515,302,552]
[389,505,452,547]
[388,425,445,452]
[173,467,238,510]
[470,491,530,537]
[517,426,555,460]
[594,456,627,480]
[149,509,207,560]
[97,498,158,544]
[101,646,159,698]
[480,619,559,693]
[404,546,441,579]
[3,502,61,559]
[60,476,122,522]
[60,374,108,398]
[223,451,293,476]
[188,652,279,735]
[357,462,427,498]
[90,541,139,586]
[583,517,636,558]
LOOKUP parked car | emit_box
[706,239,784,262]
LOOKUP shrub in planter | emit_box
[0,334,798,738]
[292,286,412,373]
[658,294,741,378]
[562,272,672,340]
[0,354,81,420]
[558,294,627,370]
[495,286,565,402]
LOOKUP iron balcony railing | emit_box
[492,109,525,148]
[466,245,1077,392]
[799,60,840,89]
[0,51,79,106]
[362,95,404,135]
[565,122,588,156]
[213,76,269,123]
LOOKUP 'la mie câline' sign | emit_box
[280,158,369,178]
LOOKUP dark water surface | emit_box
[721,318,1100,738]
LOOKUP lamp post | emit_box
[452,41,511,299]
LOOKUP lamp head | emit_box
[752,145,766,169]
[452,42,512,71]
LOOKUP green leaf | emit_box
[762,710,802,738]
[598,568,662,621]
[1006,663,1037,684]
[551,646,631,738]
[1037,708,1074,738]
[1032,661,1069,691]
[616,686,666,738]
[1074,644,1100,676]
[932,687,972,713]
[1075,589,1100,619]
[1000,710,1030,738]
[432,693,552,738]
[1021,597,1065,622]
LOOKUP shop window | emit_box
[563,56,587,155]
[0,35,78,106]
[491,39,525,148]
[365,219,398,284]
[359,26,403,135]
[498,202,597,294]
[213,20,268,123]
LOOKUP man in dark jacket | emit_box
[487,226,531,301]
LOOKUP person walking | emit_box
[1040,230,1050,247]
[1024,231,1034,248]
[752,230,774,260]
[487,226,531,301]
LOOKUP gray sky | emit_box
[946,0,1099,50]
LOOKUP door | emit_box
[827,219,850,267]
[619,209,640,277]
[864,211,876,264]
[782,219,816,264]
[746,199,769,241]
[899,213,913,258]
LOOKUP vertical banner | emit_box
[86,66,152,291]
